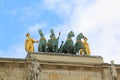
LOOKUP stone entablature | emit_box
[0,53,119,80]
[26,52,103,64]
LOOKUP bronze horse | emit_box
[71,33,86,55]
[38,29,47,52]
[60,31,74,53]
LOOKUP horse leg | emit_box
[73,46,76,54]
[38,44,40,52]
[53,45,57,52]
[44,44,46,52]
[59,47,63,53]
[80,49,83,55]
[55,45,58,53]
[67,46,71,53]
[83,49,87,55]
[40,44,42,52]
[42,45,45,52]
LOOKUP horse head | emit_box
[38,29,46,52]
[76,33,84,40]
[38,29,44,37]
[60,31,74,53]
[67,31,74,39]
[73,33,86,54]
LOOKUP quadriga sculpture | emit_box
[60,31,74,53]
[47,29,60,52]
[38,29,47,52]
[71,33,86,55]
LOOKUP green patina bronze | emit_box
[38,29,47,52]
[57,41,64,53]
[47,29,60,52]
[37,29,87,55]
[60,31,74,53]
[71,33,87,55]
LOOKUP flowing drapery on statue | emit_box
[83,37,90,56]
[47,29,60,52]
[60,31,74,53]
[38,29,47,52]
[25,33,38,53]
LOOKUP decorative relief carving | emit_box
[41,70,102,80]
[29,59,42,80]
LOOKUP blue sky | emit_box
[0,0,120,64]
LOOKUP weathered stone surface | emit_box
[0,58,28,80]
[41,70,102,80]
[0,53,119,80]
[26,52,103,64]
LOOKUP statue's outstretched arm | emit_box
[57,32,61,40]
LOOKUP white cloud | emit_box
[28,22,47,37]
[43,0,120,64]
[85,0,120,26]
[0,43,26,58]
[19,2,44,22]
[44,0,73,18]
[80,0,120,64]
